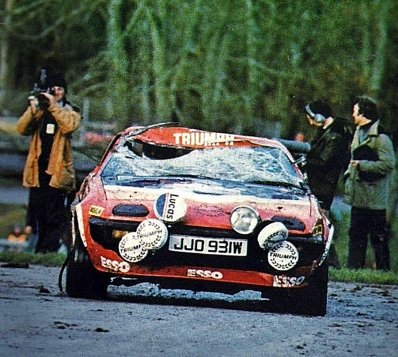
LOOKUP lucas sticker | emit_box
[154,193,187,222]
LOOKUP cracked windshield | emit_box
[101,142,303,187]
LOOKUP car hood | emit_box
[83,177,318,235]
[104,178,305,201]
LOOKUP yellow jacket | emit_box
[16,101,81,191]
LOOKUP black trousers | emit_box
[27,186,69,253]
[347,207,390,270]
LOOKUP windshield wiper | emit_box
[105,175,214,185]
[161,174,216,181]
[247,180,302,189]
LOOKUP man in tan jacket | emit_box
[17,72,81,253]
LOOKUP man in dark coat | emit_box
[303,99,352,268]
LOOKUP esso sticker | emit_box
[273,275,305,287]
[187,269,223,280]
[100,256,130,273]
[268,241,299,271]
[154,193,187,222]
[118,232,148,263]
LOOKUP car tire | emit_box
[269,261,329,316]
[66,231,109,299]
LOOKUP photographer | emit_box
[303,99,352,268]
[16,71,81,253]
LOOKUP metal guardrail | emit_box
[0,239,30,253]
[0,146,98,180]
[0,116,106,179]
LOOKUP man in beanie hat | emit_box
[48,72,68,93]
[303,99,353,268]
[17,70,81,253]
[344,96,396,270]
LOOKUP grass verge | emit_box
[0,251,67,267]
[329,267,398,285]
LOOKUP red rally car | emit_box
[66,123,333,316]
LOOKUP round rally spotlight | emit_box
[268,241,299,271]
[136,219,168,250]
[257,222,288,249]
[230,206,259,235]
[118,232,148,263]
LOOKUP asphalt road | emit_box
[0,264,397,357]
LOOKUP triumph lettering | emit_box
[173,132,235,146]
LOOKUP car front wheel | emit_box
[66,232,109,299]
[268,261,329,316]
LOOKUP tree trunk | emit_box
[0,0,14,114]
[245,0,258,126]
[139,34,152,124]
[369,0,391,99]
[107,0,130,127]
[146,1,172,121]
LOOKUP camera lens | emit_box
[38,94,49,109]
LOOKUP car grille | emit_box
[88,217,324,273]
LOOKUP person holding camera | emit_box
[303,99,353,268]
[16,72,81,253]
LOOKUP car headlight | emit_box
[230,206,259,234]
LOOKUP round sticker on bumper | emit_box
[154,193,187,223]
[118,232,148,263]
[268,241,299,271]
[136,219,168,249]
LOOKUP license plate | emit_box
[168,235,247,256]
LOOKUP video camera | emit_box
[28,69,55,109]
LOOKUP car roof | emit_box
[119,123,291,154]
